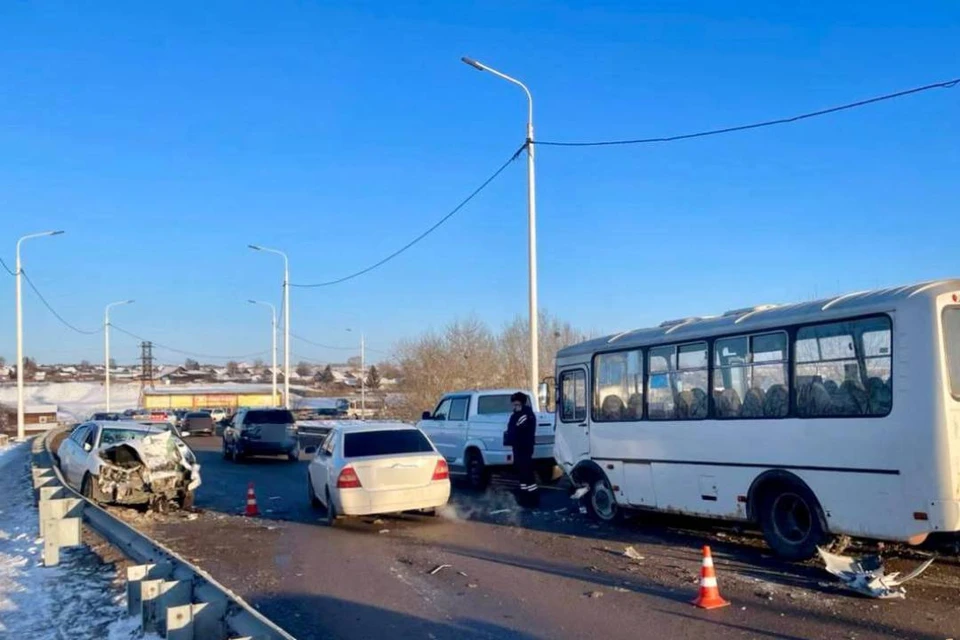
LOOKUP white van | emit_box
[417,389,556,489]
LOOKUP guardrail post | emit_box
[42,516,81,566]
[167,602,215,640]
[141,579,165,633]
[127,563,173,616]
[157,579,193,633]
[38,496,82,538]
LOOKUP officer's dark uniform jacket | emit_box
[505,404,539,502]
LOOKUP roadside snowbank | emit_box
[0,444,158,638]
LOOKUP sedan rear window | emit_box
[476,394,514,415]
[245,410,295,424]
[186,412,210,419]
[344,430,434,458]
[944,307,960,398]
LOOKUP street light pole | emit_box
[346,328,365,418]
[461,56,539,397]
[249,245,290,407]
[15,230,65,440]
[104,299,134,412]
[249,300,278,406]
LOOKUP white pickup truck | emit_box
[417,389,556,489]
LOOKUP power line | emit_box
[536,77,960,148]
[20,269,100,335]
[290,331,389,355]
[110,324,268,361]
[291,143,526,288]
[0,257,15,276]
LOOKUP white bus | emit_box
[553,279,960,559]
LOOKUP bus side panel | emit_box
[801,471,925,542]
[650,464,753,520]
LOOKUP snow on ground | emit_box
[0,382,141,422]
[0,443,159,638]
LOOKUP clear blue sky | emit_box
[1,1,957,365]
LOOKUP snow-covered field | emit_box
[0,443,159,638]
[0,382,141,422]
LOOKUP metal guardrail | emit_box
[37,428,296,640]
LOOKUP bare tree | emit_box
[366,365,381,390]
[226,361,240,376]
[346,356,362,369]
[184,358,200,371]
[253,358,265,370]
[296,361,312,378]
[498,310,593,390]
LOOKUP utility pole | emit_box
[361,332,366,418]
[104,300,134,412]
[461,57,539,397]
[15,230,64,441]
[139,341,154,393]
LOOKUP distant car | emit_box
[209,408,227,423]
[305,423,450,526]
[122,409,138,418]
[57,421,201,509]
[90,412,122,421]
[181,412,215,437]
[222,408,299,462]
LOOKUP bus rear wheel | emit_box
[758,483,827,561]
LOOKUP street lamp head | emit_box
[248,299,257,305]
[461,56,486,72]
[125,299,135,305]
[248,244,262,251]
[50,230,65,237]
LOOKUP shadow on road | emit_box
[253,593,541,640]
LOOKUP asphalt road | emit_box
[120,436,960,640]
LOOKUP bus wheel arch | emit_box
[572,461,619,523]
[748,470,829,561]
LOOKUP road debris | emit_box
[623,546,645,561]
[458,571,468,577]
[467,583,479,588]
[817,547,935,599]
[429,564,452,575]
[585,590,604,598]
[571,486,589,500]
[489,509,512,516]
[379,529,390,534]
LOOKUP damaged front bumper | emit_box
[95,431,202,509]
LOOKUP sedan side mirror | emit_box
[303,445,318,455]
[421,411,432,420]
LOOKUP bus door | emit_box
[554,366,590,474]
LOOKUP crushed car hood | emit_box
[97,430,201,508]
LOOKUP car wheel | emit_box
[465,450,489,491]
[222,440,231,460]
[81,473,105,504]
[585,478,619,523]
[324,488,338,526]
[308,470,322,509]
[759,483,827,561]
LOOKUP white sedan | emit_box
[306,423,450,525]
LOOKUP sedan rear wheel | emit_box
[81,473,105,504]
[324,488,338,526]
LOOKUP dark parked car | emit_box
[90,412,122,421]
[181,412,215,436]
[222,408,299,462]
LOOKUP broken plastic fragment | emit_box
[817,547,935,599]
[428,564,451,576]
[623,546,645,561]
[571,486,589,500]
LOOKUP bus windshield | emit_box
[944,308,960,398]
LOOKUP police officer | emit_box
[505,391,539,507]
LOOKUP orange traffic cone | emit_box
[245,482,259,517]
[692,545,730,609]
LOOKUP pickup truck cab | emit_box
[417,389,555,489]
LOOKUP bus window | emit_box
[559,369,587,423]
[715,333,788,419]
[647,346,675,420]
[795,316,891,417]
[593,350,643,421]
[647,343,707,420]
[943,308,960,399]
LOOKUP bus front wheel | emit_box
[586,478,619,523]
[758,482,827,561]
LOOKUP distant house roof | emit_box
[143,384,299,397]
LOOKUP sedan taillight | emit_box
[337,466,362,489]
[432,459,449,481]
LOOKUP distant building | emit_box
[0,403,59,436]
[142,384,284,410]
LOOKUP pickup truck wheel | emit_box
[465,451,489,491]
